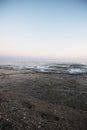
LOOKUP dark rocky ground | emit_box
[0,69,87,130]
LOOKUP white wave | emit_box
[35,65,50,72]
[68,68,86,74]
[0,64,87,74]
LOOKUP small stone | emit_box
[54,109,57,114]
[0,115,2,119]
[23,116,26,119]
[38,125,41,129]
[38,121,41,125]
[24,113,26,116]
[6,118,9,121]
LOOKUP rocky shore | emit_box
[0,69,87,130]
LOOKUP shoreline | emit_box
[0,69,87,129]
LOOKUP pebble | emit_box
[23,116,26,119]
[38,125,41,129]
[0,115,2,119]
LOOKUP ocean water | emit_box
[0,61,87,74]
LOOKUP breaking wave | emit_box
[0,63,87,74]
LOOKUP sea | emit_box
[0,59,87,74]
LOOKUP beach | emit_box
[0,64,87,130]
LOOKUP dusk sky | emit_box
[0,0,87,60]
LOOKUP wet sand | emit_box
[0,69,87,130]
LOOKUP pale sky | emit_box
[0,0,87,60]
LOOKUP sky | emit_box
[0,0,87,61]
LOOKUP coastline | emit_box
[0,68,87,129]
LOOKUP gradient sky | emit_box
[0,0,87,60]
